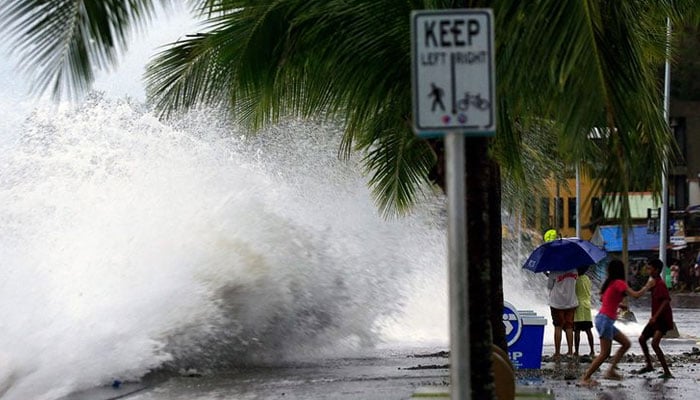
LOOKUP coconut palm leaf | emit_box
[0,0,166,99]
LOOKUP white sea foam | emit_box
[0,94,450,399]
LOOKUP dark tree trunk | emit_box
[486,151,506,353]
[428,137,504,399]
[464,137,494,399]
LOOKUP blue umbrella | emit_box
[522,238,607,273]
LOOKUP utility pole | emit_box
[576,164,581,238]
[660,18,671,266]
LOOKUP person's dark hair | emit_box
[648,258,664,272]
[601,259,626,295]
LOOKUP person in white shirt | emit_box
[548,268,579,361]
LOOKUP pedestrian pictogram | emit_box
[429,83,445,112]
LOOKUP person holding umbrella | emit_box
[579,259,651,387]
[543,230,578,361]
[522,236,608,363]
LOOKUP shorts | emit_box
[574,321,593,332]
[550,307,576,330]
[594,313,618,341]
[641,320,673,338]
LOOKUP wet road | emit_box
[127,349,449,400]
[71,307,700,400]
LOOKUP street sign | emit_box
[411,9,495,136]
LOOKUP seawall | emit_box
[628,292,700,309]
[670,293,700,309]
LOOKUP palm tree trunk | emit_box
[486,151,506,352]
[465,137,499,399]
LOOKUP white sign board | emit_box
[411,9,495,136]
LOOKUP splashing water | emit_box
[0,94,453,399]
[0,93,572,399]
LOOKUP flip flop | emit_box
[658,373,674,380]
[633,366,654,374]
[604,371,623,381]
[577,379,599,388]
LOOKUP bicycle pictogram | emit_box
[456,92,490,112]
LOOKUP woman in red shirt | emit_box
[579,259,650,387]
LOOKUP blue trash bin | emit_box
[503,302,547,369]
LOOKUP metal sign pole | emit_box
[446,131,470,399]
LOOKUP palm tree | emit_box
[2,1,699,398]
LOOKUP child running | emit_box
[635,258,674,379]
[573,265,595,361]
[579,259,650,387]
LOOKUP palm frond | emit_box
[363,122,437,218]
[0,0,164,100]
